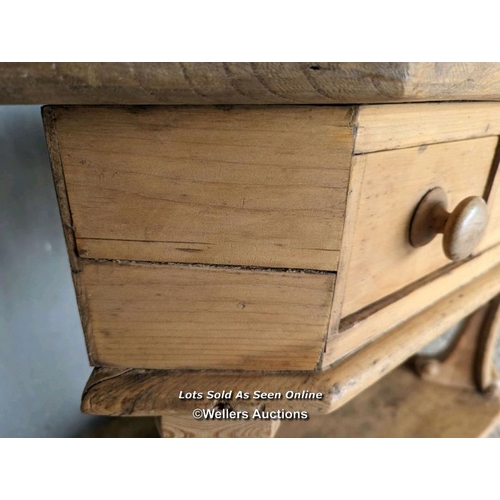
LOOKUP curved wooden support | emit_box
[414,296,500,393]
[477,296,500,392]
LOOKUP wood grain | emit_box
[82,261,500,417]
[324,145,367,352]
[325,242,500,367]
[355,102,500,153]
[157,413,280,438]
[42,108,98,363]
[478,143,500,252]
[5,63,500,105]
[276,366,500,438]
[46,105,354,271]
[404,62,500,103]
[80,260,334,371]
[341,137,497,318]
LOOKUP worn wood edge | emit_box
[354,102,500,154]
[6,63,500,105]
[325,150,366,345]
[78,238,341,272]
[78,256,336,275]
[0,62,409,105]
[42,106,98,364]
[81,262,500,417]
[324,242,500,367]
[404,62,500,102]
[316,108,359,366]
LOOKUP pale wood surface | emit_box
[276,366,500,438]
[4,63,500,105]
[341,137,497,318]
[80,260,334,371]
[478,148,500,252]
[46,102,500,373]
[325,243,500,367]
[82,261,500,417]
[325,145,367,350]
[47,106,354,271]
[157,413,280,438]
[355,102,500,153]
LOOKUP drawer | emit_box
[78,261,335,371]
[48,106,353,271]
[341,136,498,318]
[45,102,500,372]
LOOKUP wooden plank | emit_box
[404,62,500,103]
[5,63,500,105]
[42,108,97,363]
[323,143,367,347]
[276,366,500,438]
[325,243,500,367]
[80,260,334,371]
[341,137,497,318]
[157,413,280,438]
[47,106,354,271]
[81,261,500,417]
[355,102,500,153]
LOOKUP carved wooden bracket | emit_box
[414,296,500,394]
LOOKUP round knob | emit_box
[409,187,488,261]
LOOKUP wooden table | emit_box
[5,62,500,437]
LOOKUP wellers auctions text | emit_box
[198,408,309,420]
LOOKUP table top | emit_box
[2,62,500,105]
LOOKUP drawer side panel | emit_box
[81,261,335,371]
[50,106,354,271]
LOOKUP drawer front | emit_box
[341,136,498,318]
[478,159,500,252]
[49,106,354,271]
[80,262,335,371]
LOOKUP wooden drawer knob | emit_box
[409,187,488,261]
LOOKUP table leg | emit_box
[156,413,281,438]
